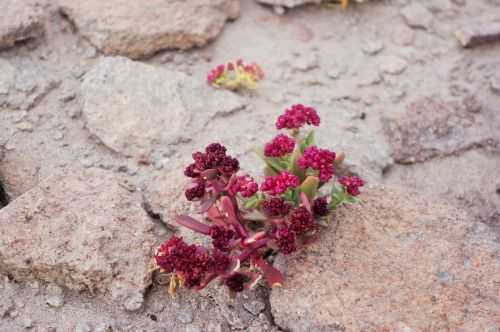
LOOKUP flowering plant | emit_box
[154,104,364,295]
[207,59,264,91]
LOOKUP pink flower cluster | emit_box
[298,146,336,182]
[260,171,300,196]
[275,104,320,130]
[228,175,259,198]
[264,134,295,158]
[339,176,365,196]
[206,59,264,86]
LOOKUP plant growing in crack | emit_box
[207,59,264,91]
[154,104,364,295]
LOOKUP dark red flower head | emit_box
[339,176,365,196]
[289,207,315,235]
[210,226,236,252]
[264,134,295,158]
[312,197,329,217]
[225,273,248,293]
[187,143,240,177]
[275,226,297,255]
[298,146,336,182]
[261,197,292,217]
[184,163,198,178]
[228,175,258,198]
[260,171,300,196]
[210,249,231,274]
[276,104,320,130]
[185,179,205,201]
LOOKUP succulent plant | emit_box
[207,59,264,91]
[154,104,364,295]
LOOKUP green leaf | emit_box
[288,148,305,181]
[300,130,315,153]
[344,195,360,204]
[255,148,285,174]
[243,195,261,209]
[299,176,320,200]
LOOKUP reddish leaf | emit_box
[207,205,226,226]
[252,256,284,288]
[199,194,218,213]
[176,215,211,235]
[221,196,248,237]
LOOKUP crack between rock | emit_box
[141,194,175,233]
[261,287,289,332]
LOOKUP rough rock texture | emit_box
[256,0,322,9]
[0,58,60,110]
[0,167,156,310]
[384,97,500,164]
[0,0,46,50]
[59,0,240,59]
[385,149,500,231]
[271,185,500,332]
[81,57,247,159]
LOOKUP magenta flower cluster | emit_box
[155,103,364,295]
[275,104,320,130]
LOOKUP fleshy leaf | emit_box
[252,256,284,288]
[199,194,218,213]
[299,176,319,200]
[176,215,211,235]
[288,148,305,181]
[300,192,312,212]
[255,148,285,174]
[221,196,248,237]
[207,205,226,225]
[299,130,315,153]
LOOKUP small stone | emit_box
[362,40,384,55]
[273,5,286,15]
[490,76,500,94]
[16,121,33,132]
[392,25,416,46]
[75,323,92,332]
[46,296,64,308]
[327,65,346,80]
[379,56,408,75]
[291,53,319,72]
[21,317,34,329]
[186,326,202,332]
[53,131,64,141]
[401,3,433,30]
[94,322,113,332]
[177,310,194,324]
[123,292,144,312]
[80,157,94,168]
[243,300,266,316]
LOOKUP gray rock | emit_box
[0,167,156,310]
[243,300,266,316]
[59,0,240,59]
[177,310,194,324]
[256,0,321,8]
[21,317,34,329]
[75,323,92,332]
[291,53,319,72]
[361,40,384,55]
[45,296,64,308]
[0,1,45,50]
[401,3,433,30]
[0,59,60,110]
[81,57,246,158]
[379,56,408,75]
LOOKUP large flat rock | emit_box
[384,97,500,164]
[270,185,500,331]
[59,0,240,59]
[81,57,246,158]
[0,0,45,50]
[0,168,156,310]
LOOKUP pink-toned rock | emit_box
[271,185,500,332]
[0,1,45,50]
[0,168,156,311]
[58,0,240,59]
[384,97,500,164]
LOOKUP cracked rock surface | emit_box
[0,0,46,50]
[271,185,500,332]
[58,0,240,59]
[0,167,156,310]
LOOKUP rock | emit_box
[271,185,500,331]
[177,310,194,324]
[21,317,34,329]
[455,22,500,48]
[0,1,45,50]
[243,300,266,316]
[384,149,500,231]
[490,74,500,94]
[290,53,319,72]
[384,97,500,163]
[392,25,416,46]
[361,40,384,55]
[400,3,433,30]
[379,55,407,75]
[0,59,60,110]
[81,57,246,158]
[16,121,34,132]
[45,296,64,308]
[0,167,156,310]
[58,0,240,59]
[256,0,322,9]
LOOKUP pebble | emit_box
[53,131,64,141]
[392,25,416,46]
[490,76,500,94]
[327,65,346,80]
[186,326,202,332]
[177,310,194,324]
[361,40,384,55]
[291,53,319,72]
[46,296,64,308]
[243,300,266,316]
[379,56,408,75]
[21,317,34,329]
[80,157,94,168]
[75,322,92,332]
[400,3,433,30]
[273,5,286,15]
[16,121,34,132]
[123,293,144,312]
